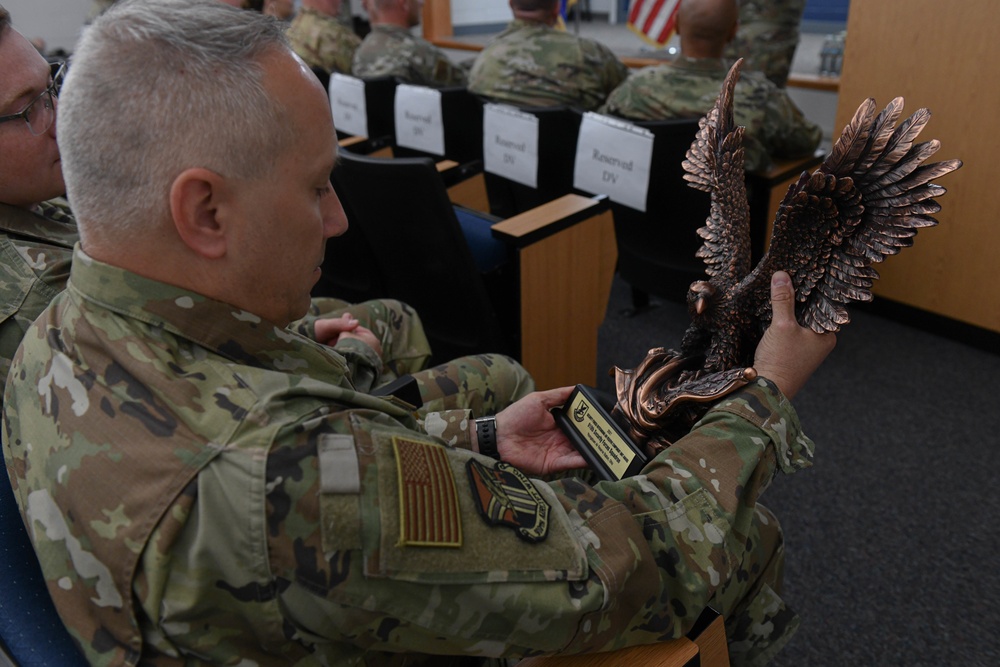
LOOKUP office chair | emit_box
[0,476,87,666]
[331,148,615,388]
[331,148,519,366]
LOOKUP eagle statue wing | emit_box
[749,97,963,333]
[682,58,753,291]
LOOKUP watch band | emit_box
[474,416,499,459]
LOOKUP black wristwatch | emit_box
[474,416,499,459]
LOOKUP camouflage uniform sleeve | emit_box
[242,377,809,662]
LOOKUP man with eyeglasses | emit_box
[0,7,75,392]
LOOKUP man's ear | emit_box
[169,167,230,259]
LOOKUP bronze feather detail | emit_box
[615,59,963,453]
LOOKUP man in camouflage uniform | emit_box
[3,1,836,665]
[286,0,361,74]
[352,0,468,86]
[602,0,820,172]
[724,0,806,88]
[0,5,525,405]
[0,8,74,391]
[467,0,628,111]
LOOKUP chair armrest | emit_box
[436,158,484,188]
[515,608,729,667]
[338,133,394,155]
[490,194,610,248]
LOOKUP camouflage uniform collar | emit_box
[506,18,556,32]
[671,55,731,73]
[0,199,78,247]
[66,245,357,385]
[371,23,415,36]
[495,18,558,40]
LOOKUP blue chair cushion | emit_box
[453,206,510,274]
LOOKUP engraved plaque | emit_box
[553,385,648,481]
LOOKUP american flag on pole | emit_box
[557,0,578,31]
[628,0,682,47]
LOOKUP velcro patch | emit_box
[392,436,462,548]
[466,459,550,543]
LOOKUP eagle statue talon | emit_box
[614,58,961,446]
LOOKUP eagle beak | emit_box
[694,296,708,316]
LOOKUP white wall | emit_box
[450,0,509,27]
[4,0,91,53]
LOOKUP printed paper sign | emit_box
[482,104,540,188]
[573,112,655,212]
[329,73,368,138]
[394,84,445,155]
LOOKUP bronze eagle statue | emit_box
[614,59,963,452]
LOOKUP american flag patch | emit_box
[393,437,462,548]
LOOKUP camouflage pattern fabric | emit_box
[0,203,437,402]
[601,56,821,172]
[352,24,467,86]
[0,200,76,396]
[724,0,807,88]
[294,296,433,392]
[4,244,812,666]
[467,19,629,111]
[285,7,361,74]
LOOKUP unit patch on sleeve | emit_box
[392,436,463,548]
[465,458,550,543]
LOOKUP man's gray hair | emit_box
[59,0,295,236]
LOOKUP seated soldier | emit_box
[467,0,629,111]
[3,1,835,665]
[0,5,527,410]
[723,0,807,88]
[352,0,467,86]
[286,0,361,75]
[602,0,821,172]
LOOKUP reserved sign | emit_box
[482,104,540,188]
[328,73,368,138]
[394,84,445,155]
[573,112,655,212]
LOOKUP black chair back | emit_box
[481,105,583,218]
[392,86,484,166]
[607,116,710,308]
[330,150,518,364]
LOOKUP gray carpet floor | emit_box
[595,277,1000,666]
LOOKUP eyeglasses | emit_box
[0,61,67,136]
